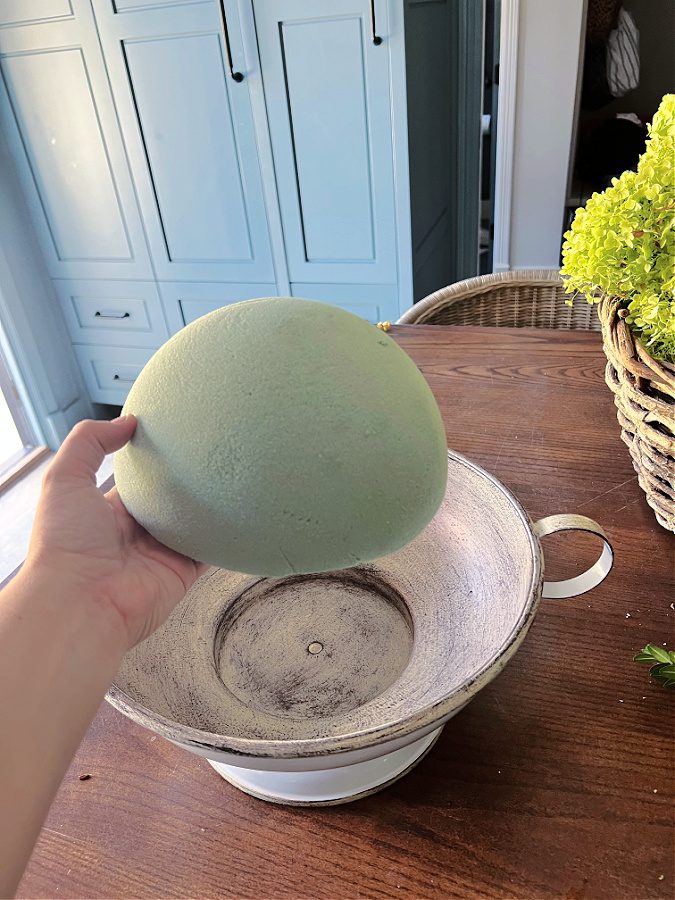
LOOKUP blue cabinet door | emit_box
[253,0,398,287]
[91,0,276,285]
[0,1,152,279]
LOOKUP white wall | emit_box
[508,0,585,269]
[0,127,92,448]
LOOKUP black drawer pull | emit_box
[113,374,136,383]
[95,311,130,319]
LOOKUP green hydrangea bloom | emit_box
[561,94,675,362]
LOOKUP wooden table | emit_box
[18,326,674,900]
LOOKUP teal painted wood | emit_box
[237,0,291,296]
[404,0,455,302]
[253,0,398,286]
[0,1,152,279]
[289,284,400,324]
[54,279,169,348]
[159,282,277,331]
[113,0,203,9]
[0,2,74,27]
[4,51,131,261]
[73,344,155,405]
[1,0,494,414]
[92,0,275,283]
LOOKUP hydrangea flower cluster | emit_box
[561,94,675,362]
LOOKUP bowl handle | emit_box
[532,514,614,600]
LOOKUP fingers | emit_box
[106,487,209,578]
[47,415,137,482]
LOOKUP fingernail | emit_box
[111,414,127,423]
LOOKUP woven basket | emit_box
[397,270,601,331]
[399,271,674,531]
[599,297,675,531]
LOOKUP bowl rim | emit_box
[106,449,543,760]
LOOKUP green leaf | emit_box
[652,669,675,690]
[645,644,671,664]
[652,663,675,678]
[634,643,675,689]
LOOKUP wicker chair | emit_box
[397,269,601,331]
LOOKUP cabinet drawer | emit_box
[55,280,169,347]
[159,282,276,331]
[74,345,154,405]
[290,283,400,323]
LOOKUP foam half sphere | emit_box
[115,298,447,576]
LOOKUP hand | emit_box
[26,416,208,650]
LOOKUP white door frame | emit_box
[492,0,518,272]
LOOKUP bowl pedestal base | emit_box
[207,726,444,805]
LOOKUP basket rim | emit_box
[397,269,567,324]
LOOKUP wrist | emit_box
[16,559,130,663]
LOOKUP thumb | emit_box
[48,415,137,482]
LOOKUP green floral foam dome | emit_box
[115,298,448,576]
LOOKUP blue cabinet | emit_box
[0,0,455,404]
[253,0,398,289]
[0,0,153,280]
[92,0,276,284]
[290,284,398,325]
[73,344,156,405]
[54,279,169,348]
[159,281,279,331]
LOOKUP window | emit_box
[0,347,46,491]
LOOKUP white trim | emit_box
[492,0,518,273]
[565,0,588,202]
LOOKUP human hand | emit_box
[26,416,208,650]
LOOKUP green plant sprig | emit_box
[634,644,675,689]
[561,94,675,363]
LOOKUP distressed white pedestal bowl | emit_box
[107,450,612,805]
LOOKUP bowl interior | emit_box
[112,451,541,749]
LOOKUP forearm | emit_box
[0,565,127,897]
[0,416,199,895]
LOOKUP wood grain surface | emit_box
[17,326,674,900]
